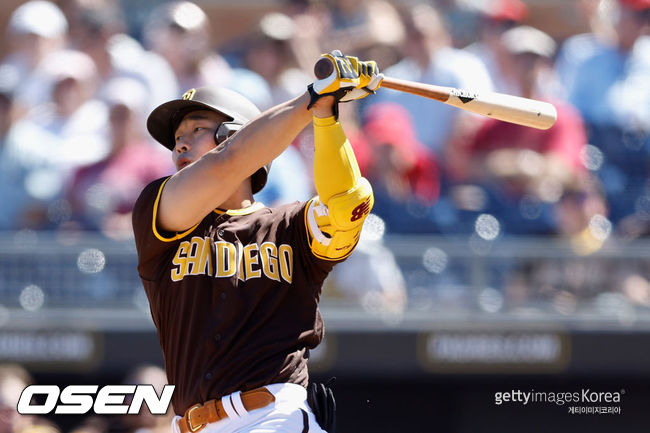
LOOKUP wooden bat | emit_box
[314,57,557,130]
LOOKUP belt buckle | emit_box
[186,404,206,432]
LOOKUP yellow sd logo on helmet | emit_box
[182,88,196,100]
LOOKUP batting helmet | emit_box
[147,86,271,194]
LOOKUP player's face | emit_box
[172,110,227,171]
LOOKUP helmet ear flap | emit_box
[215,122,243,145]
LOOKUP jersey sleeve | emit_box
[274,201,339,285]
[132,176,200,281]
[278,196,365,293]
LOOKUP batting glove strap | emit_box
[307,84,346,120]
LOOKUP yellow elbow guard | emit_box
[326,177,373,231]
[305,177,373,260]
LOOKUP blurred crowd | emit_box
[1,0,650,318]
[0,0,649,247]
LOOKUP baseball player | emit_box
[132,51,382,433]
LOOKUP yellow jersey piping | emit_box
[152,177,200,242]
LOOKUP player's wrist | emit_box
[312,115,337,127]
[310,95,336,118]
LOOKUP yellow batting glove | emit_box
[308,50,383,117]
[340,57,384,102]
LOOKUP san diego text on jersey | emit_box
[171,236,293,283]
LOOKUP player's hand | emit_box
[310,50,384,103]
[339,55,383,102]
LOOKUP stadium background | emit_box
[1,0,649,432]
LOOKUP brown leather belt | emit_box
[178,387,275,433]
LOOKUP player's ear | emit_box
[215,122,242,145]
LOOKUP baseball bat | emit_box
[314,58,557,130]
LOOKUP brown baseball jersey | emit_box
[132,176,339,415]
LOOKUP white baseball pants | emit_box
[172,383,328,433]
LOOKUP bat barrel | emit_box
[444,89,558,130]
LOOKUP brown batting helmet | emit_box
[147,86,271,194]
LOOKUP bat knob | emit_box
[314,58,334,79]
